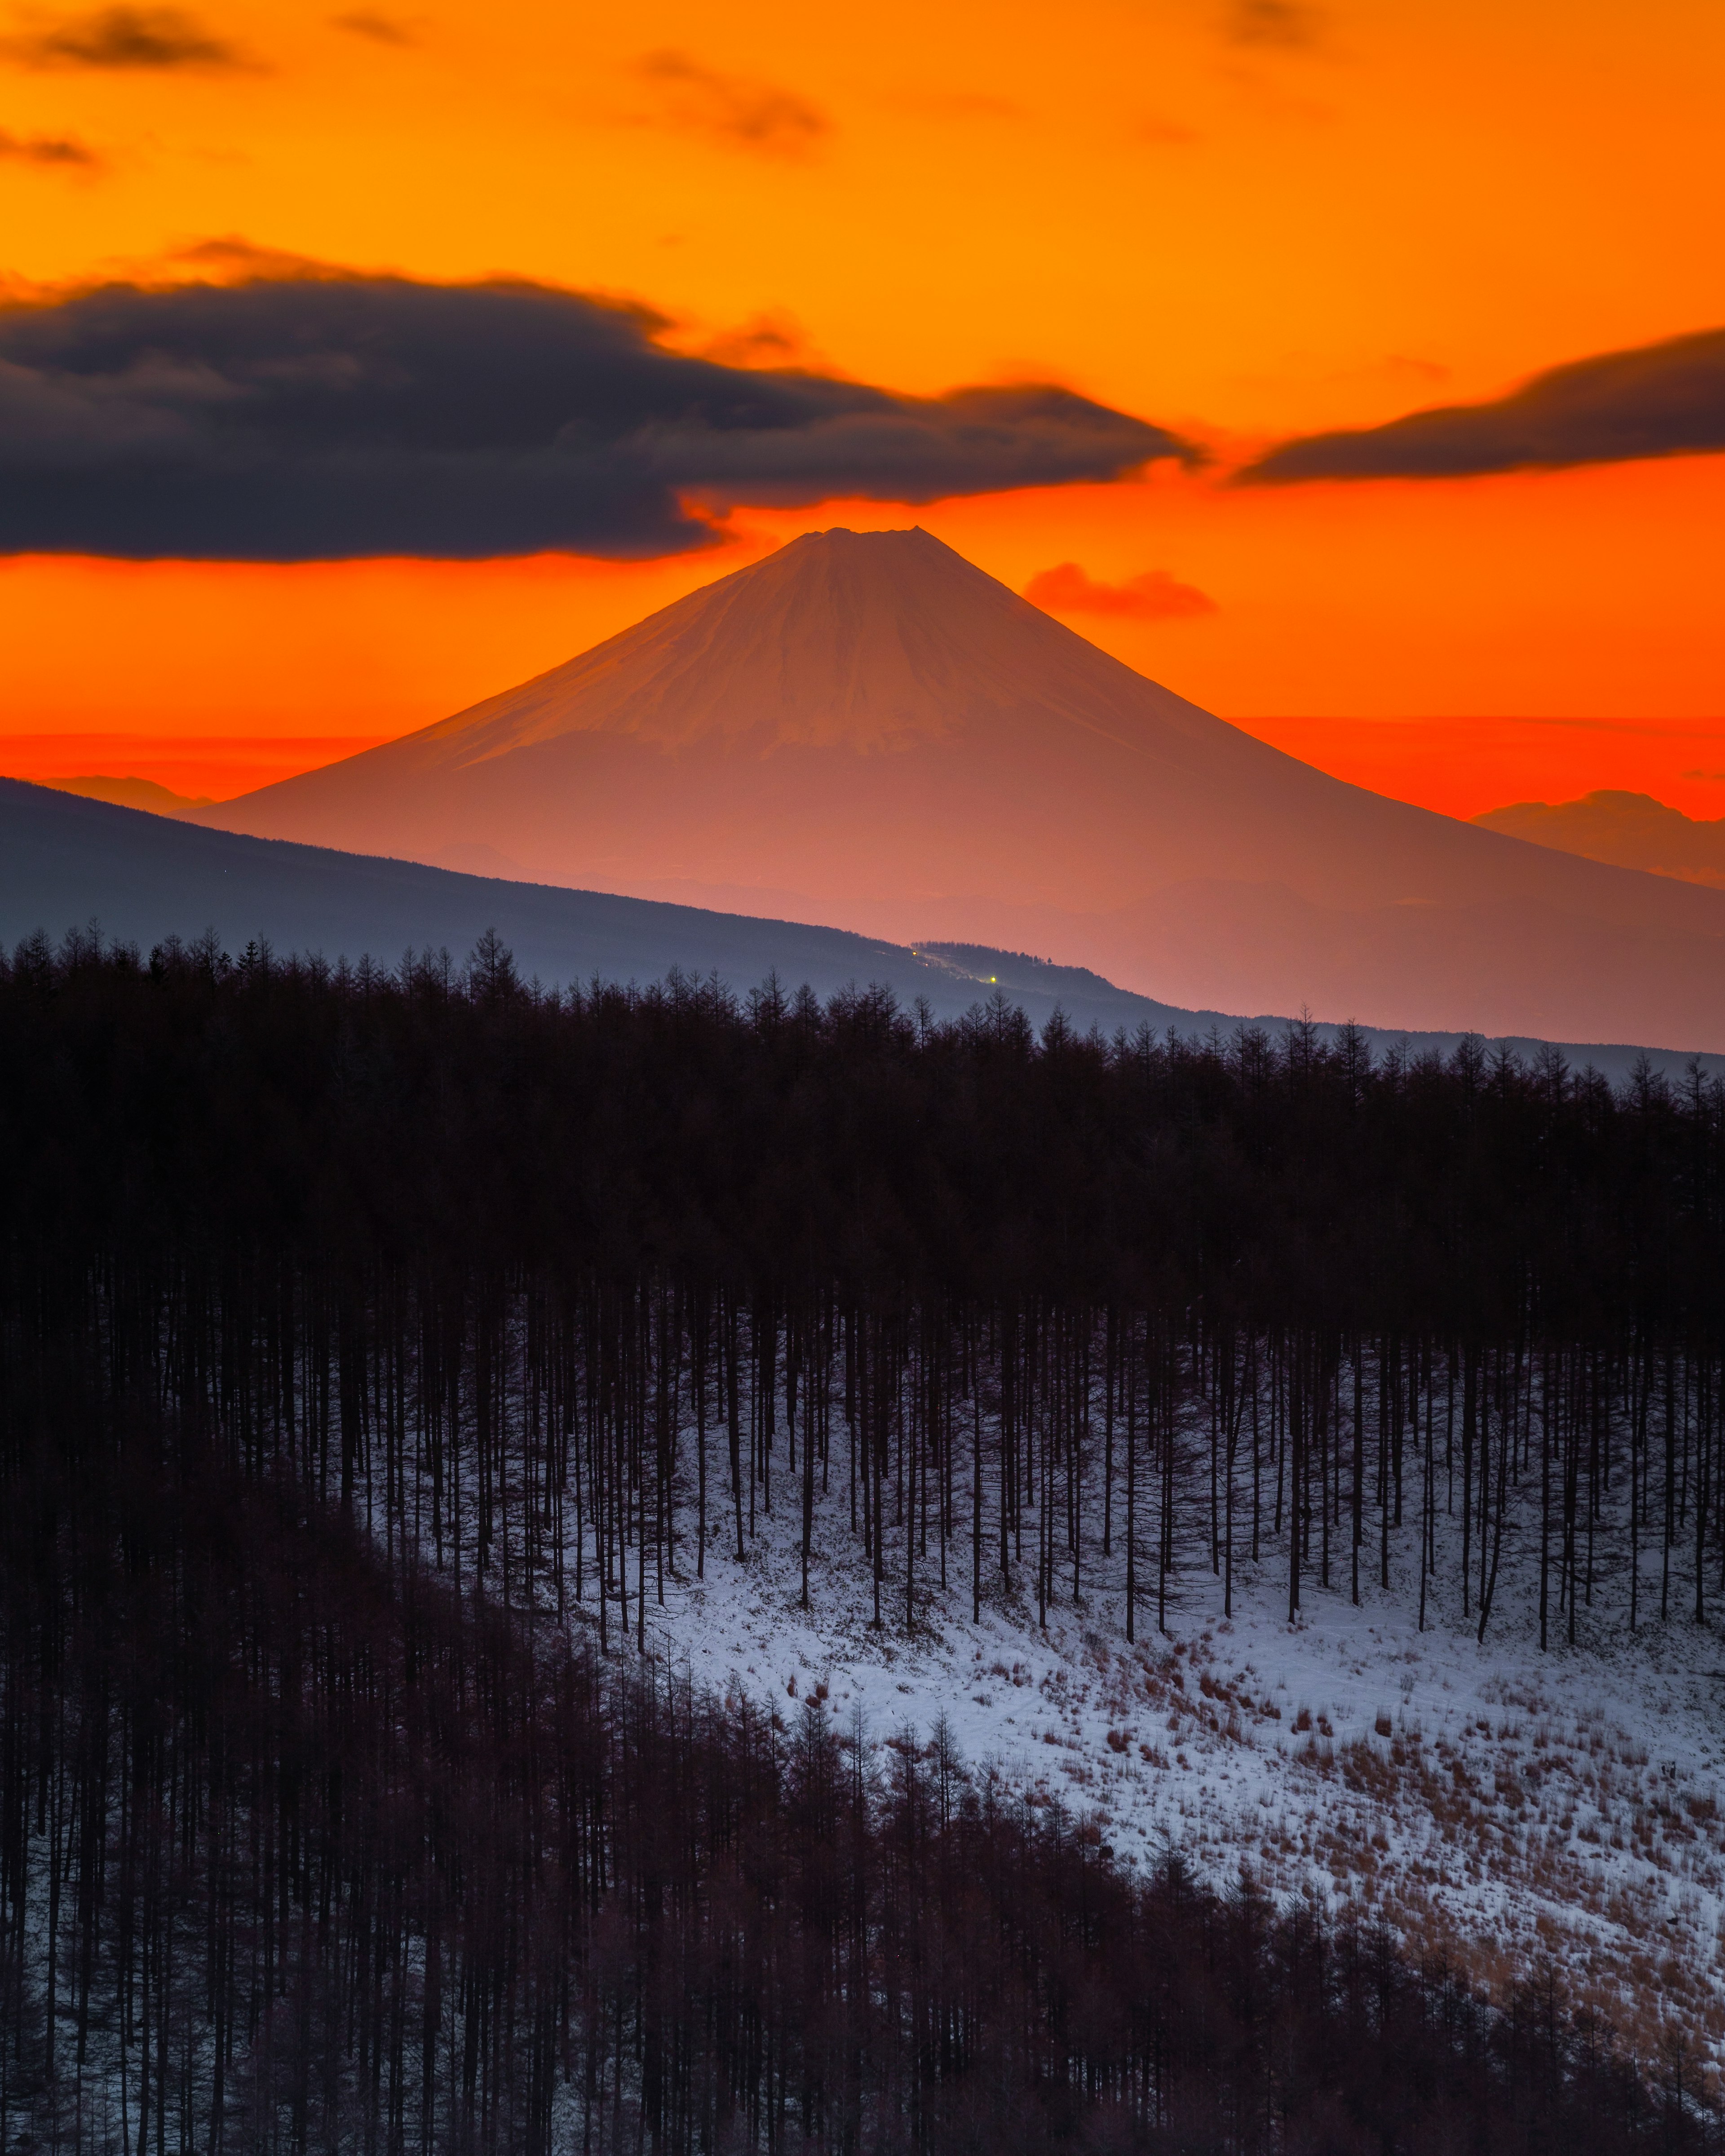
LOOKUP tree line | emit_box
[1,927,1720,1646]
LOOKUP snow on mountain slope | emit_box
[619,1439,1725,2089]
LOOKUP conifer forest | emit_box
[2,928,1722,2154]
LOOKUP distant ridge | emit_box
[5,779,1718,1084]
[44,774,212,814]
[1475,790,1725,888]
[199,529,1725,1049]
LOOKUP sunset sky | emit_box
[2,0,1723,813]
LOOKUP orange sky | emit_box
[2,0,1723,811]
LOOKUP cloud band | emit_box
[1240,327,1725,483]
[0,270,1186,560]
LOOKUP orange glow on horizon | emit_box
[1229,718,1725,825]
[0,736,390,800]
[13,713,1723,828]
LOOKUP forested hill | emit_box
[2,930,1723,2150]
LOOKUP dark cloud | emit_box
[3,5,250,69]
[1240,328,1725,483]
[0,269,1189,560]
[0,124,97,162]
[634,49,828,157]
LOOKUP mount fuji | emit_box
[201,527,1725,1050]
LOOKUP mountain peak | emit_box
[408,522,1189,762]
[777,523,938,550]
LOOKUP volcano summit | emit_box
[204,527,1725,1049]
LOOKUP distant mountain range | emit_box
[1475,789,1725,888]
[184,527,1725,1051]
[4,778,1719,1083]
[40,773,215,814]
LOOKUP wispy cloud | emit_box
[3,6,254,70]
[0,122,97,162]
[1222,0,1323,50]
[688,310,827,371]
[1023,563,1216,621]
[329,10,421,47]
[633,49,829,158]
[171,235,346,280]
[1240,327,1725,482]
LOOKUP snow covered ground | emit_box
[616,1458,1725,2089]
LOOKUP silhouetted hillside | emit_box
[0,776,1171,1034]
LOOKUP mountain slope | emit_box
[0,777,1048,1022]
[0,776,1198,1035]
[203,529,1725,1049]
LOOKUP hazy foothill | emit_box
[1474,791,1725,889]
